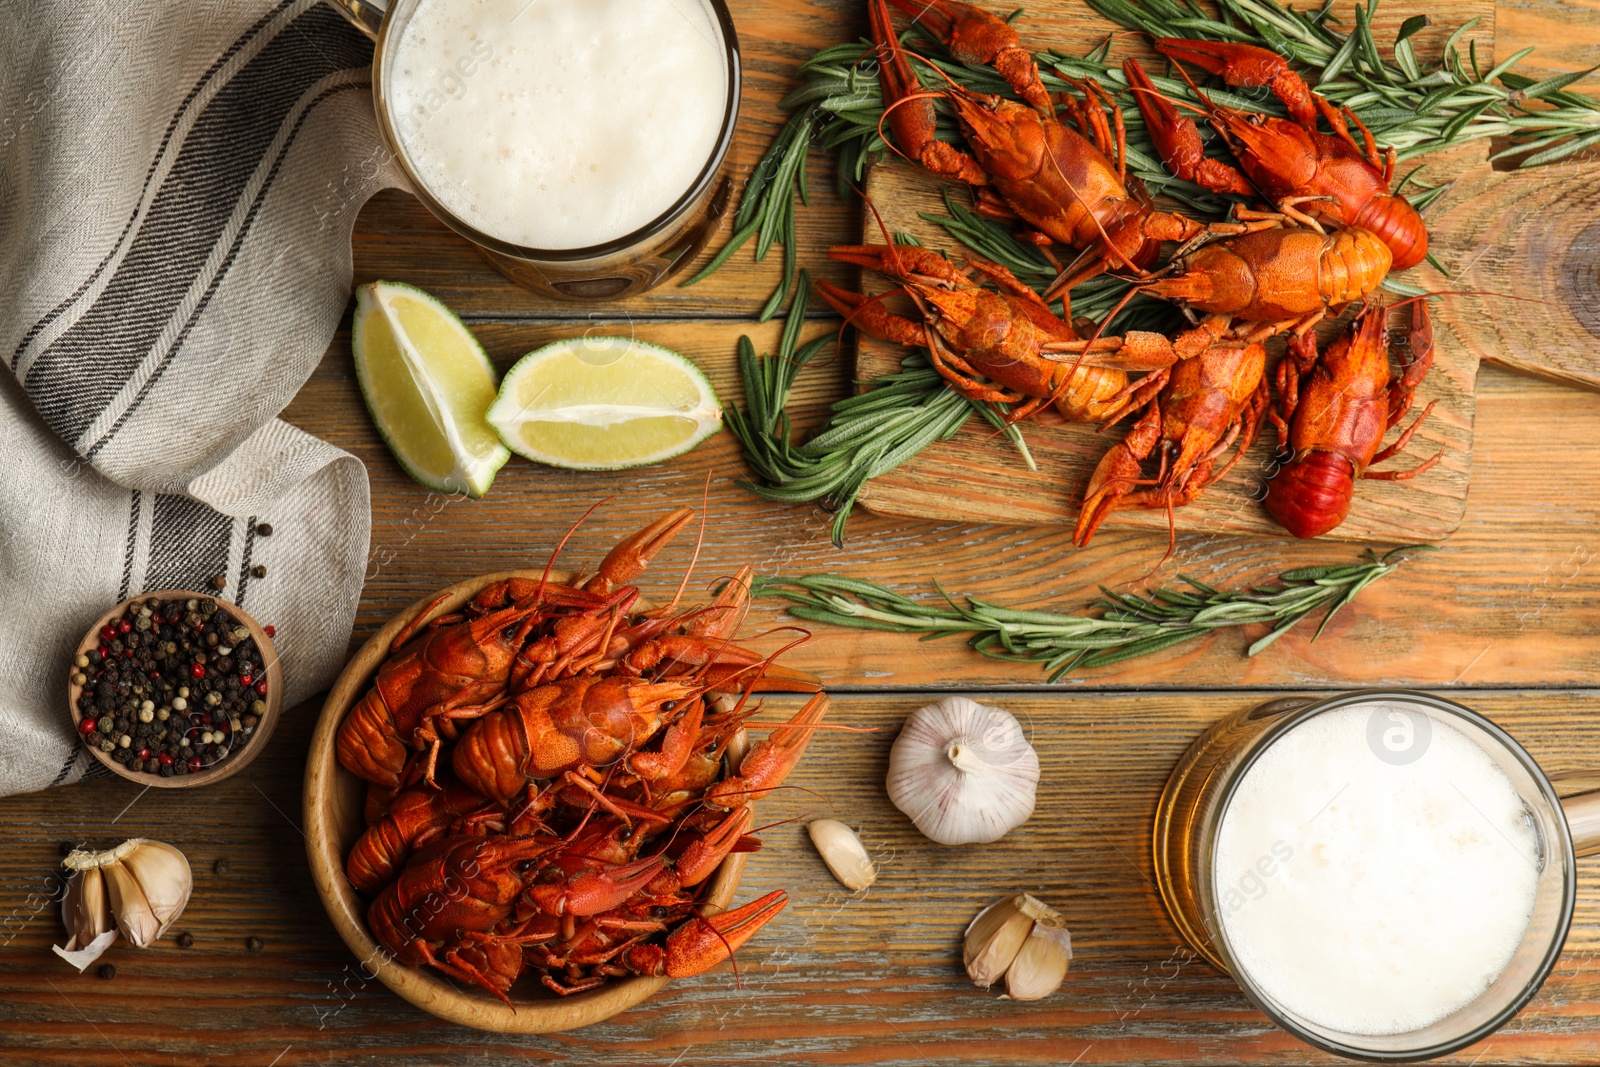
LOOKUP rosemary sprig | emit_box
[753,546,1425,679]
[726,270,1035,545]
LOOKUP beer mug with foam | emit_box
[329,0,740,301]
[1154,691,1600,1061]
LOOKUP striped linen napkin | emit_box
[0,0,403,793]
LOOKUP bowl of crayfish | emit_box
[304,509,828,1032]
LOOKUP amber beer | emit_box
[1153,691,1600,1062]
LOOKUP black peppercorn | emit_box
[98,964,115,980]
[213,857,231,876]
[246,937,264,953]
[208,574,226,591]
[255,523,272,536]
[176,931,194,949]
[250,564,266,579]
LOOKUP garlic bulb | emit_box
[807,819,877,891]
[53,839,192,970]
[963,893,1073,1000]
[886,697,1039,845]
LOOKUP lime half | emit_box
[351,281,509,497]
[487,337,722,470]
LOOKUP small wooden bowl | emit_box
[303,570,747,1033]
[68,590,284,789]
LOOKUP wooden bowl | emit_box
[68,590,284,788]
[303,570,747,1033]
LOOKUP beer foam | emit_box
[1215,704,1539,1036]
[387,0,729,250]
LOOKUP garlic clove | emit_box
[62,866,112,949]
[963,895,1034,988]
[102,860,162,948]
[1004,919,1073,1001]
[807,819,876,891]
[53,866,119,970]
[887,697,1040,846]
[119,839,192,937]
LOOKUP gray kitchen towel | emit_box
[0,0,404,793]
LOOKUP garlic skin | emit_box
[963,893,1073,999]
[807,819,876,891]
[887,697,1039,845]
[54,839,192,967]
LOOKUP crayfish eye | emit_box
[516,860,535,873]
[662,701,677,712]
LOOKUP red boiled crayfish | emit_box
[1264,300,1441,538]
[524,888,790,995]
[346,775,502,894]
[347,509,825,1002]
[335,510,698,790]
[870,0,1257,294]
[450,674,707,806]
[1049,221,1394,375]
[1075,341,1269,545]
[1124,41,1428,271]
[367,833,561,1002]
[816,243,1175,424]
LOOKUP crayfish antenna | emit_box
[661,473,713,617]
[531,497,613,607]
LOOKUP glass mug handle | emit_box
[1550,773,1600,858]
[327,0,388,40]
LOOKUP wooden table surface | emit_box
[6,1,1600,1064]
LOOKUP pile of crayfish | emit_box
[335,508,829,1000]
[819,0,1443,541]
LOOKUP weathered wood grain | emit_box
[10,1,1600,1065]
[277,318,1600,690]
[4,691,1600,1066]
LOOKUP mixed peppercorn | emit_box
[71,596,272,778]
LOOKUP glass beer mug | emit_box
[328,0,741,301]
[1153,690,1600,1062]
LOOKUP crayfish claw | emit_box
[705,693,830,807]
[1153,38,1318,129]
[586,508,694,595]
[622,889,789,980]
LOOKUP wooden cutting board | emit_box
[850,1,1600,544]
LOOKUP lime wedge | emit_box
[351,281,510,497]
[487,337,722,470]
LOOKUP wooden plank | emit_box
[5,691,1600,1065]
